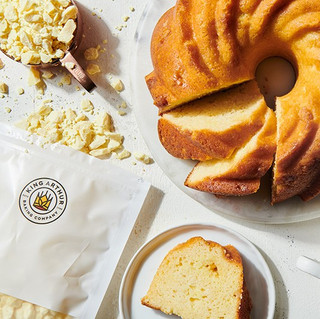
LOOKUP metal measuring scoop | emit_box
[0,0,96,92]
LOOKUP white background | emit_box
[1,0,320,318]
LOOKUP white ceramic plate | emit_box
[119,223,275,319]
[130,0,320,224]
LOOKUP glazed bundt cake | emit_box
[158,81,269,161]
[147,0,320,204]
[141,237,252,319]
[185,108,276,196]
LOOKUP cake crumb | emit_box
[5,107,12,113]
[0,59,4,69]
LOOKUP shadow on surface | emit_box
[74,2,127,110]
[96,186,164,319]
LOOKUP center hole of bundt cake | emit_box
[255,57,296,109]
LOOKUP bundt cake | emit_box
[146,0,320,203]
[185,108,276,196]
[158,80,269,161]
[141,237,252,319]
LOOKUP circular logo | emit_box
[19,178,67,224]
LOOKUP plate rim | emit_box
[118,222,276,319]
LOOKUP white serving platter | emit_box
[119,223,275,319]
[130,0,320,223]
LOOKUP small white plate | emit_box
[119,223,275,319]
[130,0,320,223]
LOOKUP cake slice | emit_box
[158,80,268,161]
[141,237,251,319]
[185,108,276,196]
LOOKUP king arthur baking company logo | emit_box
[19,178,67,224]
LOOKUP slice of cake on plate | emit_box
[141,237,251,319]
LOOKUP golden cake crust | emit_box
[186,178,261,196]
[185,109,276,196]
[146,0,320,203]
[158,81,268,161]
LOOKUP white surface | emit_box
[119,224,275,319]
[0,0,319,318]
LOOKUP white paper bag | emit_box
[0,123,150,318]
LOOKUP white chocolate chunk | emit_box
[111,79,124,92]
[14,105,125,159]
[61,5,77,24]
[57,19,76,43]
[84,46,100,60]
[87,63,100,75]
[0,0,77,64]
[0,82,8,94]
[17,87,24,95]
[134,152,153,164]
[81,99,94,112]
[116,149,131,160]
